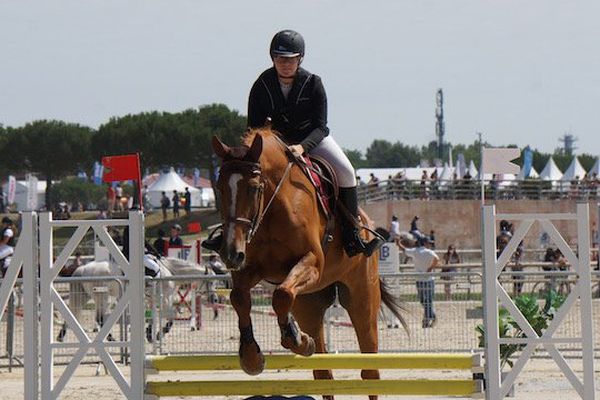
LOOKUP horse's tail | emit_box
[379,278,410,335]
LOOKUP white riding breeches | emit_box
[309,136,357,187]
[0,244,14,260]
[144,254,161,277]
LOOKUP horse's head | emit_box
[212,134,264,271]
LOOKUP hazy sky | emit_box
[1,0,598,155]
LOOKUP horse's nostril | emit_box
[234,251,245,265]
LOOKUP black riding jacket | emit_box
[247,67,329,152]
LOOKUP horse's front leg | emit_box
[231,270,263,375]
[273,251,322,356]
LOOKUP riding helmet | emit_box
[270,30,305,58]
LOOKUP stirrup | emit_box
[343,232,384,258]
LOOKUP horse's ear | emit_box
[247,134,263,162]
[212,136,230,159]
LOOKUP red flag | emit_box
[102,154,140,182]
[102,153,144,211]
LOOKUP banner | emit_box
[522,146,533,179]
[26,174,38,211]
[93,161,104,185]
[7,175,16,205]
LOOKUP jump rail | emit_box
[145,353,484,398]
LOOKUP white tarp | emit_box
[539,157,563,181]
[561,157,586,181]
[147,168,209,208]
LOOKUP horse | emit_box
[212,128,406,400]
[56,255,198,343]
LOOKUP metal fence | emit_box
[3,269,598,369]
[358,179,600,203]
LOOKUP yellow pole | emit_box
[147,353,475,372]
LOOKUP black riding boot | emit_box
[201,230,223,252]
[339,187,384,257]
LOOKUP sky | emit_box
[1,0,599,156]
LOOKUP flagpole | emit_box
[136,153,143,212]
[480,145,485,207]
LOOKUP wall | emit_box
[363,199,599,250]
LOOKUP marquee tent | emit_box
[147,168,213,208]
[561,157,586,181]
[539,157,563,182]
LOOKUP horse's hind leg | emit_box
[272,251,322,356]
[338,278,381,400]
[293,287,336,400]
[231,270,263,375]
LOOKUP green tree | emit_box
[0,120,93,208]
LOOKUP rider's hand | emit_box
[288,144,304,158]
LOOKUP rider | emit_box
[0,217,16,276]
[202,29,383,257]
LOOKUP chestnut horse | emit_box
[212,128,406,400]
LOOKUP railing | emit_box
[358,179,600,202]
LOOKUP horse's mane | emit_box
[240,126,282,147]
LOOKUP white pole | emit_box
[128,211,145,399]
[39,212,54,399]
[23,212,39,400]
[482,205,500,400]
[576,203,596,399]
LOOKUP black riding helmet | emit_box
[270,30,305,61]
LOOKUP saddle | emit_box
[296,154,339,253]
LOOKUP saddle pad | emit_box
[302,155,331,215]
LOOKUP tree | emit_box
[0,120,93,208]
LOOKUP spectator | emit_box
[442,245,461,300]
[410,216,422,239]
[160,191,170,222]
[420,170,429,200]
[142,185,150,209]
[398,237,440,328]
[429,230,436,249]
[184,187,192,215]
[367,173,379,197]
[97,210,108,220]
[0,217,16,277]
[0,191,6,213]
[152,229,168,257]
[429,169,439,199]
[172,190,180,218]
[107,184,116,213]
[115,184,124,211]
[169,224,183,246]
[388,215,401,247]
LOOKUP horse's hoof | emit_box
[239,343,265,376]
[298,334,316,357]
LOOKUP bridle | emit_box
[219,158,293,244]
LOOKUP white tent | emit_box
[147,168,211,208]
[589,158,600,177]
[1,180,47,211]
[467,160,478,179]
[539,157,563,181]
[438,163,455,187]
[516,166,539,180]
[561,157,586,181]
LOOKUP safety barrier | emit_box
[144,353,484,398]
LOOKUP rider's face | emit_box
[273,55,300,79]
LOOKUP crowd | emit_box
[359,171,600,201]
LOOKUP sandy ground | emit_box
[1,358,599,400]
